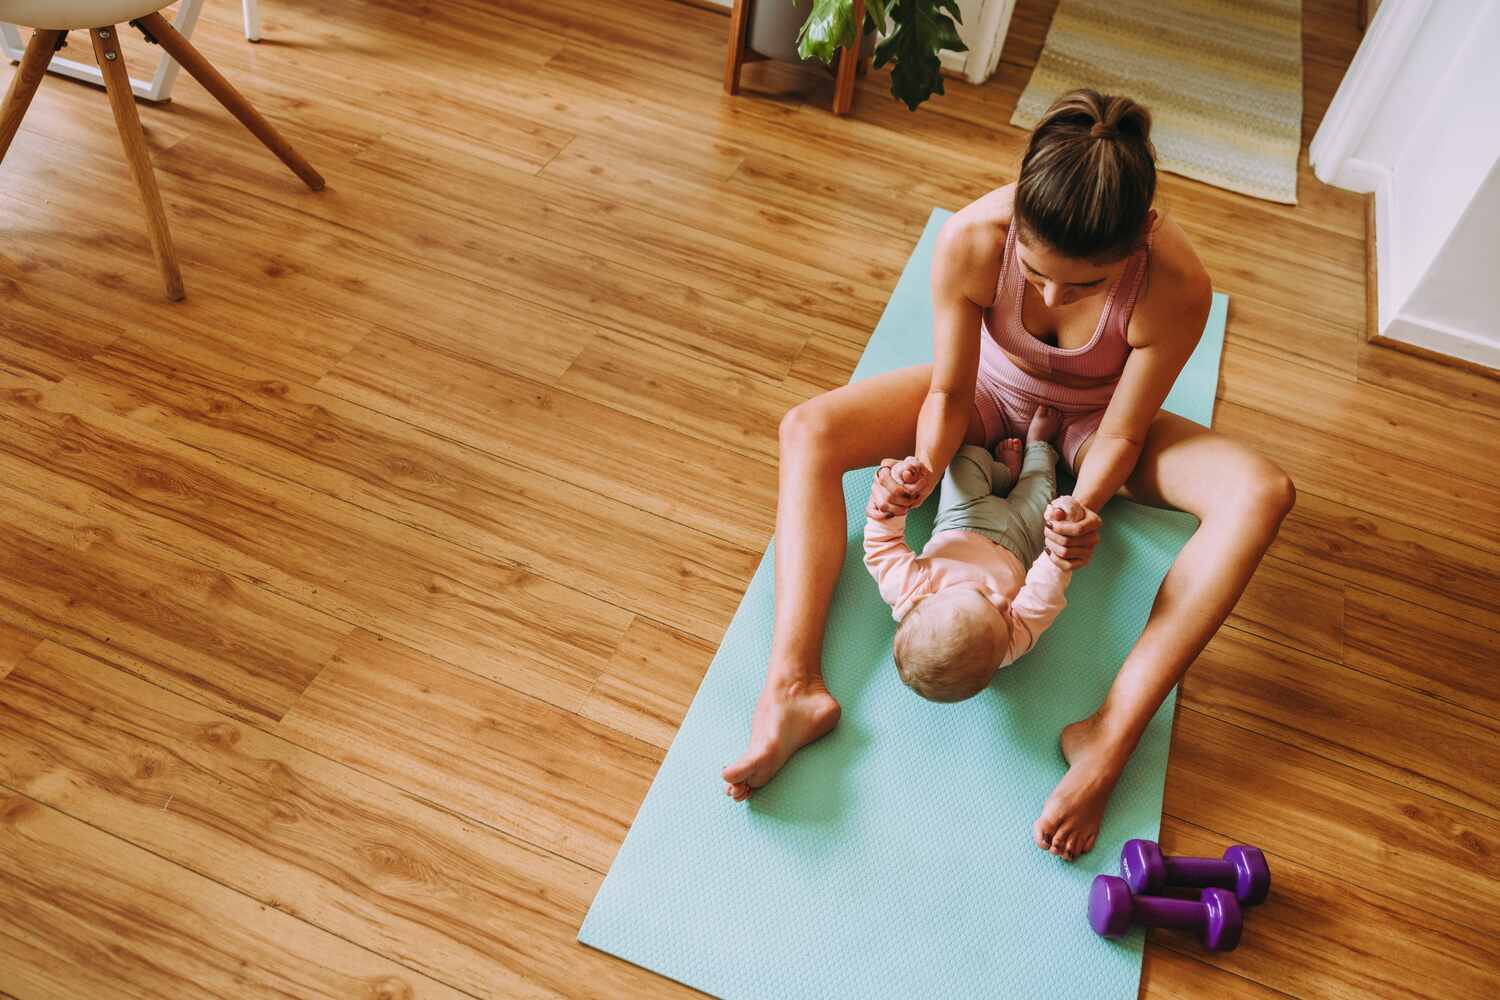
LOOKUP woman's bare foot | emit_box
[1027,404,1061,447]
[722,677,841,801]
[995,437,1023,484]
[1032,713,1133,861]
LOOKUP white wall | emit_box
[1311,0,1500,369]
[1388,161,1500,365]
[1386,0,1500,309]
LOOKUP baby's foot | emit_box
[995,438,1023,484]
[1027,405,1061,447]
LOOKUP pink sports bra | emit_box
[981,214,1154,380]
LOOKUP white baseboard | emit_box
[1383,315,1500,370]
[1334,156,1388,195]
[1309,0,1434,185]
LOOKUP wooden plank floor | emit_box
[2,1,1497,997]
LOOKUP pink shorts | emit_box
[974,343,1118,474]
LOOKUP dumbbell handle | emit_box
[1133,895,1214,931]
[1162,856,1238,888]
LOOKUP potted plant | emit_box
[746,1,968,112]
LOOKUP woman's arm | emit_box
[1047,261,1212,566]
[919,220,988,475]
[1071,306,1205,512]
[870,218,987,517]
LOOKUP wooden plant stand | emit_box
[723,0,870,115]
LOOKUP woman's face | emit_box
[1015,238,1129,308]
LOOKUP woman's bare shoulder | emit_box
[1144,211,1211,297]
[935,185,1014,304]
[943,184,1015,240]
[1131,210,1213,347]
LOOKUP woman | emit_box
[720,89,1296,861]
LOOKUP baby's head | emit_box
[893,588,1009,702]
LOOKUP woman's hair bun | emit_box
[1015,88,1158,262]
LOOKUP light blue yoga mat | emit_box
[580,207,1229,999]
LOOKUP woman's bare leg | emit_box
[1035,412,1295,858]
[722,364,987,799]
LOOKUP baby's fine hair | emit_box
[893,598,1002,703]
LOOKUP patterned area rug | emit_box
[1012,0,1303,204]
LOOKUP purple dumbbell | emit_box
[1120,839,1271,906]
[1089,874,1242,951]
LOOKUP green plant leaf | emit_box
[796,0,857,64]
[877,0,968,111]
[794,0,965,110]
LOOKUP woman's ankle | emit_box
[764,655,825,694]
[1079,708,1144,759]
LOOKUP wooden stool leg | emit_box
[137,11,324,191]
[832,0,865,115]
[724,0,751,96]
[92,25,185,301]
[0,28,62,165]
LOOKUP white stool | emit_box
[0,0,324,300]
[2,0,261,102]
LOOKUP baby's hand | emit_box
[891,456,925,487]
[1043,496,1097,570]
[868,456,933,519]
[1046,496,1087,524]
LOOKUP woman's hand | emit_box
[1043,496,1101,569]
[867,457,935,519]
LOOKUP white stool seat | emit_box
[0,1,166,29]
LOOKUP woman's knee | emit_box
[780,398,836,461]
[779,366,932,472]
[1269,466,1297,519]
[1229,457,1296,528]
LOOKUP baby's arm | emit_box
[1004,497,1086,659]
[1004,554,1072,660]
[863,461,925,610]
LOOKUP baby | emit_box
[863,405,1084,702]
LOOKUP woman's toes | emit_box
[1048,823,1074,859]
[1033,818,1054,850]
